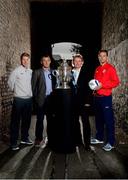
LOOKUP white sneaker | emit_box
[44,136,48,144]
[102,143,114,151]
[41,137,48,148]
[11,145,20,151]
[91,138,104,144]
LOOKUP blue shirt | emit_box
[44,69,52,96]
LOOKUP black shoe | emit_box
[75,140,83,147]
[84,145,91,151]
[21,139,33,145]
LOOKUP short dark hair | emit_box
[98,50,108,56]
[40,55,51,62]
[20,52,30,60]
[41,55,51,59]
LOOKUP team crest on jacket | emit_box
[103,69,106,73]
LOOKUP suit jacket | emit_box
[71,65,92,109]
[32,68,56,107]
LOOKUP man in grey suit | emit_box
[32,55,56,147]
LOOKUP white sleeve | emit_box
[8,69,17,91]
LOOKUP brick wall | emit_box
[0,0,30,141]
[102,0,128,143]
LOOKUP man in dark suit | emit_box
[32,55,56,147]
[71,54,91,150]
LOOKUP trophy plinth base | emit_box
[48,89,76,153]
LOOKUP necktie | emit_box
[72,71,77,85]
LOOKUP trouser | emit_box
[35,95,52,141]
[81,107,91,146]
[73,105,91,147]
[94,95,115,146]
[10,97,32,146]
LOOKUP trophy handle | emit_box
[52,70,60,88]
[52,70,59,77]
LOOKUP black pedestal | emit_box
[48,89,76,153]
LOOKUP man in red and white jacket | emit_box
[91,50,120,151]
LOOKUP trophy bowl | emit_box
[52,59,72,89]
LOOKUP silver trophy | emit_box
[52,59,72,89]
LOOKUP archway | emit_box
[30,1,103,74]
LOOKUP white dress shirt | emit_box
[72,68,81,85]
[8,65,32,98]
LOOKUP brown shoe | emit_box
[34,140,42,147]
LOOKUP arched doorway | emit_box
[30,1,103,73]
